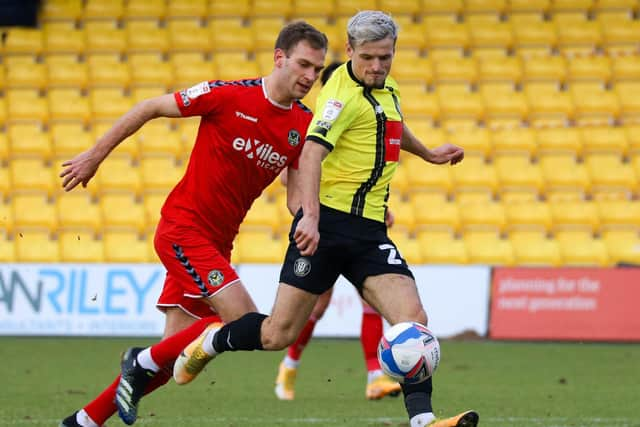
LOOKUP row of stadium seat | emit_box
[37,0,640,22]
[2,189,639,236]
[2,227,639,266]
[4,14,640,55]
[1,83,639,125]
[2,53,640,91]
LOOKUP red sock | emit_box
[84,369,171,425]
[361,309,383,372]
[150,315,221,366]
[286,316,317,361]
[84,314,221,425]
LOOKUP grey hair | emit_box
[347,10,398,47]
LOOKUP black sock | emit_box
[402,377,433,418]
[212,312,267,353]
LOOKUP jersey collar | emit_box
[261,77,293,110]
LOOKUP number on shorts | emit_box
[378,244,402,265]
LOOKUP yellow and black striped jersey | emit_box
[306,61,403,223]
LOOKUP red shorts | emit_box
[154,217,240,319]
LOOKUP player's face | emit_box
[347,37,395,89]
[280,40,326,100]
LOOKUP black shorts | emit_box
[279,205,414,295]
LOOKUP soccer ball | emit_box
[377,322,440,385]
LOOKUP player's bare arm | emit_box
[400,123,464,166]
[285,166,303,216]
[60,94,181,191]
[294,141,329,256]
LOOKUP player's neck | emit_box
[262,76,293,110]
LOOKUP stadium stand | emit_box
[1,0,639,265]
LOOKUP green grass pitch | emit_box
[1,337,639,426]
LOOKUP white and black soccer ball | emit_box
[377,322,440,385]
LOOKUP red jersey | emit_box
[161,78,311,252]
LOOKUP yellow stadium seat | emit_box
[580,126,628,156]
[130,61,174,89]
[465,0,507,13]
[477,57,523,83]
[556,20,602,49]
[236,230,287,263]
[130,87,167,104]
[90,88,133,121]
[252,17,287,51]
[100,194,147,233]
[84,0,124,20]
[615,82,640,122]
[44,22,86,55]
[417,230,469,264]
[210,19,254,52]
[125,0,166,19]
[522,56,567,82]
[495,155,544,197]
[401,89,440,120]
[438,84,484,120]
[143,192,167,228]
[5,61,47,90]
[140,156,185,193]
[240,197,281,233]
[48,89,92,124]
[213,55,260,80]
[59,230,105,262]
[465,230,515,265]
[424,22,469,50]
[51,122,94,160]
[3,28,43,55]
[447,126,492,159]
[57,193,103,234]
[593,0,638,10]
[103,230,150,262]
[177,117,201,154]
[410,193,459,232]
[40,0,83,21]
[87,54,131,88]
[567,55,612,83]
[569,83,620,123]
[508,0,550,12]
[602,230,640,265]
[387,193,415,233]
[96,157,142,196]
[15,230,60,262]
[585,153,637,197]
[9,158,58,196]
[627,124,640,154]
[8,123,53,160]
[451,156,499,197]
[126,20,170,54]
[601,20,640,47]
[84,21,127,54]
[550,200,600,232]
[481,83,529,120]
[167,0,208,18]
[510,230,562,266]
[0,201,14,235]
[0,135,8,164]
[459,201,506,233]
[597,200,640,230]
[47,58,89,89]
[167,19,211,53]
[512,21,557,48]
[404,154,454,195]
[395,24,426,52]
[556,230,610,266]
[536,127,582,156]
[525,83,574,121]
[505,201,553,232]
[550,0,594,12]
[6,89,49,123]
[0,235,16,262]
[433,58,479,84]
[392,56,433,85]
[540,154,590,199]
[136,123,182,160]
[252,0,293,17]
[333,0,377,16]
[491,126,537,157]
[422,0,463,13]
[291,0,335,16]
[468,21,513,49]
[386,230,423,265]
[12,194,59,232]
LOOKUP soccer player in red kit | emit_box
[58,22,327,427]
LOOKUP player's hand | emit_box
[293,215,320,256]
[59,148,102,191]
[385,209,395,228]
[426,143,464,165]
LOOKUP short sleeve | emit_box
[174,81,225,117]
[305,81,355,152]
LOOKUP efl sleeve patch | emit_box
[321,99,344,121]
[186,81,211,99]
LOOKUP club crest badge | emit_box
[207,270,224,286]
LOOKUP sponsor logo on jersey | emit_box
[207,270,224,286]
[186,81,211,99]
[236,111,258,123]
[232,137,288,172]
[322,99,344,121]
[293,257,311,277]
[287,129,301,147]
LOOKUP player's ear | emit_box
[274,48,286,68]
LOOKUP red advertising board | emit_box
[490,267,640,341]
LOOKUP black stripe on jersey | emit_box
[351,87,386,217]
[208,78,262,89]
[388,87,403,119]
[307,135,334,151]
[295,100,313,114]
